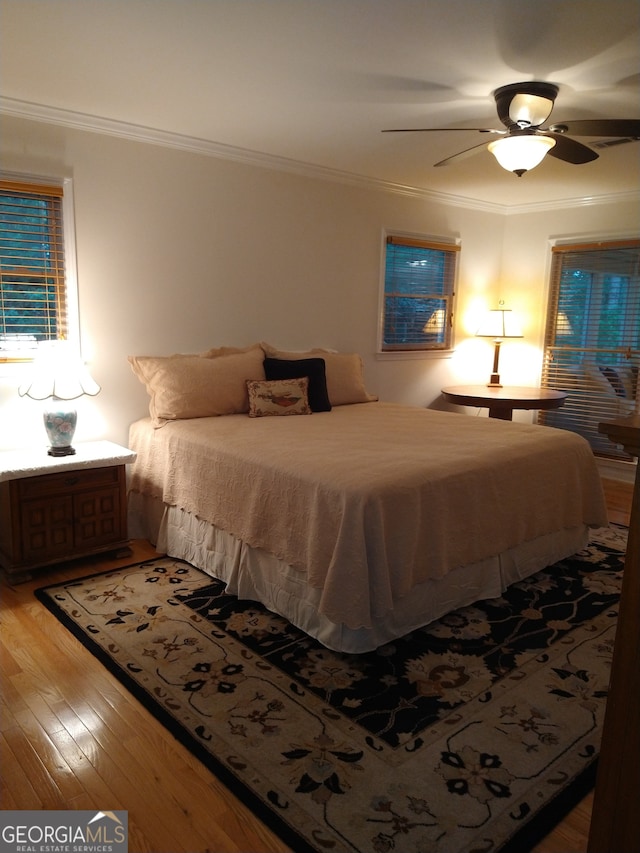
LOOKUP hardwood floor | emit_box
[0,477,633,853]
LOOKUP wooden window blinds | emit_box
[381,235,459,352]
[0,179,68,362]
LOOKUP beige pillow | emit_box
[247,377,312,417]
[260,343,376,406]
[199,342,264,359]
[129,348,265,426]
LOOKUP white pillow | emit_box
[129,348,265,426]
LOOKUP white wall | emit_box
[1,114,637,449]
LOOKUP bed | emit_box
[127,343,608,653]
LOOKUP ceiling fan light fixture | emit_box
[508,93,555,127]
[488,135,556,176]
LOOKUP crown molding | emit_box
[2,96,638,215]
[502,190,640,215]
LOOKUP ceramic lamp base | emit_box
[43,403,77,456]
[47,445,77,457]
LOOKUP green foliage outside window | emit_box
[0,180,67,360]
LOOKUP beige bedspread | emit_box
[128,402,607,629]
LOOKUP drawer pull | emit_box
[65,476,80,486]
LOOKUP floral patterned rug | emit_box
[36,525,626,853]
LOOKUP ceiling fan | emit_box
[383,81,640,176]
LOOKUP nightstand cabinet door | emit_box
[19,494,75,562]
[75,486,123,548]
[0,463,130,582]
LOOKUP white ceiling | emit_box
[1,0,639,208]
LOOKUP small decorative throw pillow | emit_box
[246,377,312,417]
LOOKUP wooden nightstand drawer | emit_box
[18,465,120,498]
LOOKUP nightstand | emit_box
[0,441,137,583]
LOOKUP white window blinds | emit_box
[539,239,640,461]
[0,179,68,361]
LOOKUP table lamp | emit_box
[18,342,101,456]
[475,305,523,387]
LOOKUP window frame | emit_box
[0,174,80,366]
[377,232,459,358]
[539,237,640,461]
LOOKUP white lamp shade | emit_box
[423,308,446,334]
[556,312,573,336]
[488,135,556,174]
[476,309,523,339]
[18,342,101,400]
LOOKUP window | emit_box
[0,177,76,363]
[539,239,640,461]
[380,235,458,353]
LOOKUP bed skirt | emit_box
[128,492,589,654]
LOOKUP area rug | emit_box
[35,525,626,853]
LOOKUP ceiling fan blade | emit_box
[434,141,493,167]
[545,132,599,164]
[547,119,640,138]
[382,127,503,133]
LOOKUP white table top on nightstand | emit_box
[0,440,137,483]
